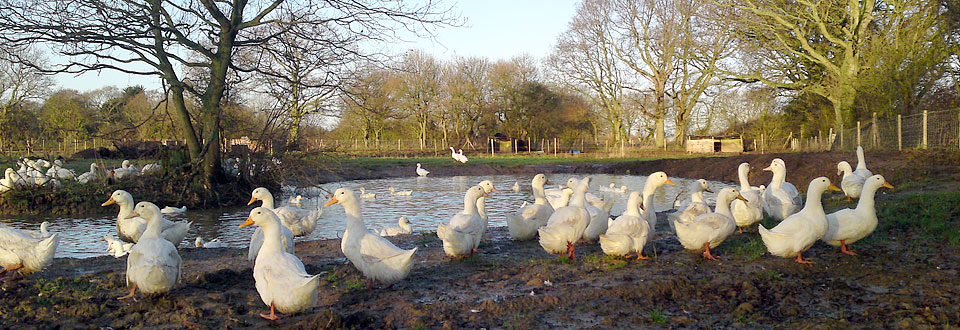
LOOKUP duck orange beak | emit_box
[238,217,254,228]
[490,187,499,193]
[101,197,116,206]
[704,187,714,193]
[665,178,676,186]
[545,180,553,185]
[324,196,339,207]
[247,197,258,206]
[883,182,894,190]
[129,211,141,218]
[827,183,841,192]
[736,194,748,202]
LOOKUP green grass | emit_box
[582,254,630,271]
[725,235,766,260]
[872,191,960,246]
[649,306,667,324]
[334,153,728,170]
[757,269,783,281]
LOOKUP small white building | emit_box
[686,135,744,153]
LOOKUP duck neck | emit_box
[714,195,733,218]
[259,222,284,253]
[570,188,587,207]
[856,148,867,170]
[803,189,824,212]
[260,194,275,209]
[463,194,480,215]
[342,201,368,232]
[739,167,751,191]
[477,197,487,219]
[400,220,411,232]
[841,167,852,179]
[624,193,641,217]
[533,181,548,205]
[642,190,655,213]
[770,169,785,189]
[691,190,705,204]
[856,184,878,211]
[141,214,163,239]
[118,202,134,220]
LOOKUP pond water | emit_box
[0,174,736,259]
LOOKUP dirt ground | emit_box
[2,151,959,329]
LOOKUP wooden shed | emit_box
[685,135,744,153]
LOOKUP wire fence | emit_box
[788,109,960,152]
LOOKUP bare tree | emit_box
[446,56,490,147]
[0,0,456,183]
[0,46,53,117]
[398,50,443,150]
[548,0,631,144]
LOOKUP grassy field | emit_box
[330,152,731,170]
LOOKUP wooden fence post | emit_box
[856,120,861,147]
[923,110,928,149]
[872,112,878,148]
[839,123,844,150]
[897,115,902,150]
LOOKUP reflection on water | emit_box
[0,174,734,259]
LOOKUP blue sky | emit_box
[54,0,580,92]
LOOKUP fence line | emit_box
[785,109,960,152]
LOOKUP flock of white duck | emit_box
[0,146,892,320]
[0,158,161,192]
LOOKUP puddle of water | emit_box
[0,174,734,259]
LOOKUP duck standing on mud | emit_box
[240,207,320,320]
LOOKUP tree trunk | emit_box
[169,85,201,159]
[655,117,665,147]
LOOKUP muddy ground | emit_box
[2,151,959,329]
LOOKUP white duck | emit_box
[675,188,746,260]
[0,224,59,279]
[102,235,134,258]
[102,190,191,245]
[286,195,304,208]
[600,183,629,194]
[639,172,676,235]
[506,174,555,240]
[248,222,295,262]
[113,160,140,180]
[388,187,413,196]
[416,163,430,177]
[731,162,765,233]
[195,237,228,248]
[581,176,612,242]
[458,149,469,163]
[378,217,413,236]
[0,168,18,192]
[545,185,605,210]
[853,146,873,179]
[76,162,102,184]
[327,188,417,284]
[512,181,521,192]
[140,163,162,175]
[762,158,802,221]
[24,221,51,239]
[437,186,488,257]
[248,187,322,236]
[46,160,76,180]
[161,206,187,214]
[759,177,840,264]
[449,147,462,162]
[538,178,590,259]
[476,180,498,239]
[837,161,866,201]
[599,191,651,259]
[240,207,320,320]
[359,188,376,199]
[822,175,893,255]
[666,179,712,234]
[119,202,182,299]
